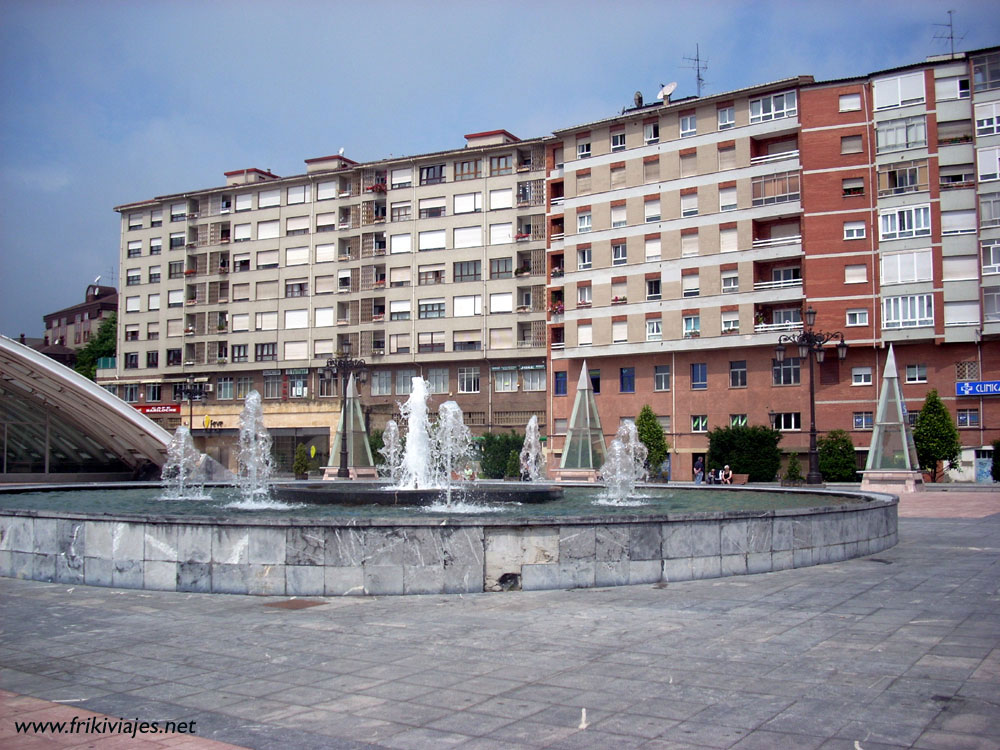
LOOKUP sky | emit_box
[1,0,998,339]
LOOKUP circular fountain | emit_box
[0,383,897,597]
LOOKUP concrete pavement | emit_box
[1,488,998,749]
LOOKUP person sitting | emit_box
[720,465,733,484]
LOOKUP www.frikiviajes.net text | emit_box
[14,715,197,738]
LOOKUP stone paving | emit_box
[0,488,998,749]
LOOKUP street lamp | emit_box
[177,374,206,431]
[775,307,848,484]
[323,354,368,478]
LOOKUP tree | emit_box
[912,389,961,482]
[292,443,310,478]
[706,424,781,482]
[817,429,858,482]
[635,405,669,472]
[783,452,803,483]
[74,313,117,381]
[505,450,521,478]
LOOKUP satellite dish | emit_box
[338,147,345,156]
[656,82,678,101]
[634,91,643,108]
[94,275,101,284]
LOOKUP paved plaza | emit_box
[1,488,998,749]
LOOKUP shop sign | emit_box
[956,380,1000,397]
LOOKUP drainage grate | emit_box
[263,599,326,610]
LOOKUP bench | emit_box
[730,473,749,485]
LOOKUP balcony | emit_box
[750,149,800,165]
[751,234,802,250]
[753,278,803,291]
[754,320,803,334]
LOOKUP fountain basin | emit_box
[0,485,897,596]
[273,482,563,506]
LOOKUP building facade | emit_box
[105,48,999,479]
[43,284,118,352]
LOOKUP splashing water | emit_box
[432,400,473,504]
[160,426,209,500]
[398,378,435,489]
[236,391,274,502]
[519,415,545,482]
[378,419,405,485]
[599,421,648,503]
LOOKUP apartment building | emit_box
[43,284,118,351]
[545,48,999,481]
[108,131,550,468]
[105,46,999,479]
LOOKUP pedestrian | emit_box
[693,456,704,484]
[721,464,733,484]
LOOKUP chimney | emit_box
[19,333,25,344]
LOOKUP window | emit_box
[126,268,141,286]
[588,369,601,394]
[389,300,410,321]
[719,187,737,212]
[843,221,866,240]
[127,241,142,258]
[123,352,138,370]
[493,370,517,393]
[644,122,659,144]
[285,279,308,297]
[644,198,660,223]
[418,331,445,353]
[253,343,276,362]
[752,171,800,205]
[490,154,512,176]
[611,243,627,266]
[750,90,797,122]
[774,412,801,431]
[881,250,932,284]
[973,52,1000,92]
[721,310,739,334]
[169,232,184,249]
[578,323,592,347]
[936,76,970,101]
[718,147,736,171]
[576,171,591,193]
[453,192,482,214]
[165,290,182,308]
[987,286,1000,322]
[418,299,445,319]
[679,155,696,180]
[577,285,592,307]
[682,274,699,298]
[419,197,446,220]
[841,135,863,154]
[391,201,412,222]
[646,278,661,301]
[453,295,482,317]
[876,116,927,153]
[255,311,278,331]
[877,160,928,198]
[452,260,481,283]
[852,367,872,386]
[883,295,933,329]
[577,247,592,270]
[577,142,591,159]
[554,371,568,396]
[717,106,735,130]
[418,229,446,251]
[150,238,161,255]
[958,408,980,428]
[646,319,662,341]
[612,320,627,343]
[257,220,279,240]
[905,364,927,384]
[285,216,309,236]
[879,205,931,240]
[773,357,801,386]
[691,363,707,390]
[616,367,635,393]
[986,240,1000,274]
[853,412,874,430]
[730,414,747,427]
[729,360,747,388]
[490,187,513,210]
[577,212,592,233]
[679,114,696,137]
[521,369,544,392]
[611,132,625,152]
[643,158,660,182]
[458,367,480,393]
[680,192,698,217]
[489,223,512,245]
[691,415,708,433]
[846,309,869,327]
[490,257,512,279]
[873,73,924,109]
[146,351,158,368]
[611,204,626,228]
[978,147,1000,182]
[720,227,738,253]
[683,315,700,338]
[839,93,861,112]
[365,370,390,396]
[651,365,670,392]
[980,194,1000,228]
[842,177,864,197]
[419,164,445,185]
[490,292,513,313]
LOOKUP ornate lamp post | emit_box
[323,355,368,478]
[775,307,848,485]
[177,374,206,431]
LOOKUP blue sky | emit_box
[1,0,997,339]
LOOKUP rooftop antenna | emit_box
[932,10,965,58]
[682,44,708,97]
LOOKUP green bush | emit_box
[368,429,384,467]
[292,443,310,477]
[818,429,858,482]
[477,431,524,479]
[505,450,521,478]
[635,405,669,471]
[784,452,803,482]
[913,389,961,482]
[706,424,781,483]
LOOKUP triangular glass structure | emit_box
[328,374,375,471]
[865,345,920,472]
[559,361,607,470]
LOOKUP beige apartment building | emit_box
[107,130,550,469]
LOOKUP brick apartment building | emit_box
[103,47,999,478]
